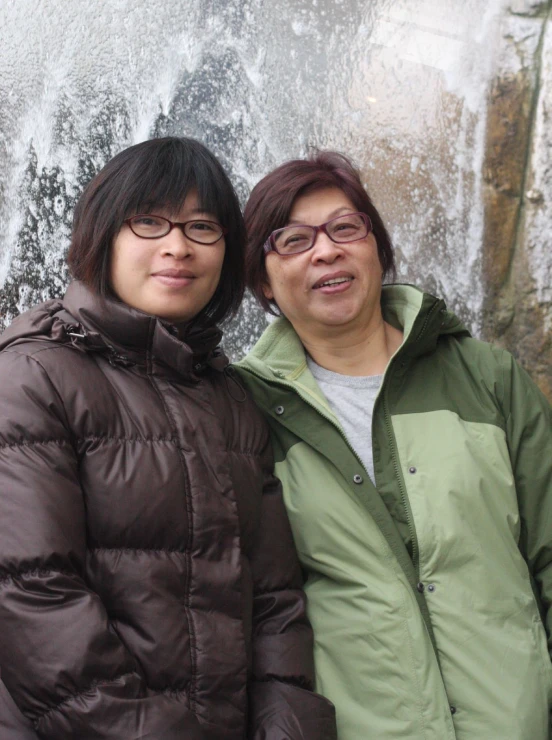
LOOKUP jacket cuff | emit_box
[253,628,314,688]
[249,680,336,740]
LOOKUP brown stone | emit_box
[481,16,552,402]
[482,67,534,300]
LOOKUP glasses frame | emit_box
[124,214,228,245]
[263,212,373,256]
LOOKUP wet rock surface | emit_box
[483,3,552,398]
[0,0,550,397]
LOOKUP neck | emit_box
[298,314,403,376]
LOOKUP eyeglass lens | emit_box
[273,213,368,255]
[128,215,223,244]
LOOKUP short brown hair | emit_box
[68,137,245,326]
[244,151,396,314]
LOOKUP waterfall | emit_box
[0,0,550,368]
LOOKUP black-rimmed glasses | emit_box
[263,212,372,256]
[124,214,227,245]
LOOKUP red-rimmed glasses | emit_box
[124,214,227,244]
[263,212,372,256]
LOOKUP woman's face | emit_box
[263,187,383,340]
[110,190,225,323]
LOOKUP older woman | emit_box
[236,151,552,740]
[0,137,336,740]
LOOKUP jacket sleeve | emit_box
[0,350,206,740]
[501,350,552,652]
[247,432,336,740]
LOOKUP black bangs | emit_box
[116,139,217,224]
[84,137,241,233]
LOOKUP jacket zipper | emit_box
[393,298,442,570]
[381,386,419,571]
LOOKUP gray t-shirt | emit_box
[307,356,382,484]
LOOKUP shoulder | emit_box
[0,336,109,444]
[438,333,509,381]
[0,337,99,395]
[0,336,71,363]
[442,332,502,359]
[437,334,551,416]
[210,367,272,458]
[0,297,78,375]
[0,337,67,384]
[444,334,533,381]
[0,344,74,448]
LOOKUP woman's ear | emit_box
[262,281,274,301]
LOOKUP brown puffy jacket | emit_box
[0,281,336,740]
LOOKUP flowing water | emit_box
[0,0,539,357]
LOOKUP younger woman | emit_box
[0,137,336,740]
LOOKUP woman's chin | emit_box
[309,305,366,330]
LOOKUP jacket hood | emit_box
[0,281,228,380]
[237,284,470,381]
[0,297,69,353]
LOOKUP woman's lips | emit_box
[313,274,354,294]
[316,280,353,295]
[152,272,195,288]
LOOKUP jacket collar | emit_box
[238,284,470,387]
[0,281,227,380]
[63,281,228,379]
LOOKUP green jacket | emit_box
[236,284,552,740]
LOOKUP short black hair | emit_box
[68,136,245,326]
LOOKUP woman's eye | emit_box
[134,216,162,227]
[330,219,364,238]
[277,229,311,248]
[190,221,217,232]
[285,235,308,246]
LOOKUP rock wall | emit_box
[483,0,552,398]
[0,0,550,398]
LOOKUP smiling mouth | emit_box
[314,276,354,289]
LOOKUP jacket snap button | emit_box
[353,474,363,484]
[427,583,436,593]
[450,706,457,715]
[416,582,425,593]
[275,405,284,415]
[409,466,417,474]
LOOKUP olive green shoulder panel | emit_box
[387,336,507,430]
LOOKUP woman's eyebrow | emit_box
[188,206,218,218]
[286,206,356,225]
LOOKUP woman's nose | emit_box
[310,231,343,262]
[160,226,193,257]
